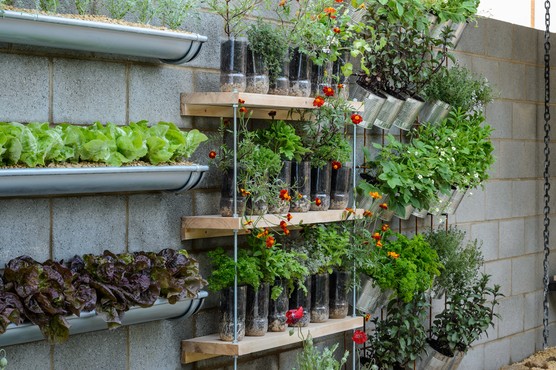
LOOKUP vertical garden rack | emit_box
[180,91,365,368]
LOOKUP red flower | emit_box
[286,306,304,325]
[239,106,248,113]
[382,224,390,232]
[351,113,363,125]
[266,236,275,248]
[286,213,293,221]
[352,329,367,344]
[283,228,291,236]
[364,313,371,322]
[372,232,381,241]
[334,0,343,3]
[313,96,325,107]
[322,86,334,97]
[238,98,245,104]
[324,7,336,15]
[280,220,288,229]
[376,241,383,248]
[363,210,373,218]
[315,198,322,206]
[279,189,292,201]
[333,27,341,34]
[379,203,388,210]
[208,150,217,159]
[331,160,342,170]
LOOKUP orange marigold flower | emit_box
[387,251,400,259]
[315,198,322,206]
[313,96,325,107]
[381,224,389,232]
[363,210,373,218]
[345,207,356,215]
[257,228,270,239]
[266,236,276,248]
[240,188,251,196]
[358,3,366,8]
[280,220,288,229]
[244,219,253,226]
[335,0,343,3]
[283,228,291,236]
[286,213,293,221]
[333,27,341,34]
[337,83,344,90]
[279,0,286,6]
[351,113,363,125]
[279,189,292,201]
[239,106,248,113]
[372,232,381,241]
[324,7,337,15]
[238,98,245,104]
[376,241,383,248]
[364,313,371,322]
[323,86,334,97]
[379,203,388,210]
[297,193,303,199]
[369,191,382,199]
[331,160,342,170]
[208,150,217,159]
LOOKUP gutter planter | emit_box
[0,291,208,347]
[0,10,208,64]
[0,164,209,197]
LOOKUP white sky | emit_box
[478,0,550,30]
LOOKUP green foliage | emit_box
[429,274,503,356]
[37,0,59,13]
[423,0,480,23]
[159,0,196,29]
[104,0,134,19]
[293,334,349,370]
[203,0,263,37]
[258,120,309,162]
[0,121,207,167]
[207,248,262,291]
[364,294,429,369]
[296,224,351,274]
[247,20,288,83]
[422,65,494,112]
[424,227,484,296]
[134,0,158,24]
[74,0,92,15]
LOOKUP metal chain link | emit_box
[544,0,551,350]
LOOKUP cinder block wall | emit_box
[0,12,550,369]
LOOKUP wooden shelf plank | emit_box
[180,92,363,119]
[181,316,363,364]
[181,209,363,240]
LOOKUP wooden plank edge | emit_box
[182,352,220,364]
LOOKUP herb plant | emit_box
[207,248,262,291]
[247,20,288,87]
[37,0,59,13]
[104,0,134,19]
[75,0,92,15]
[257,120,310,162]
[159,0,196,29]
[134,0,158,24]
[204,0,263,38]
[293,333,348,370]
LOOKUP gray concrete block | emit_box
[511,180,540,218]
[521,141,541,179]
[470,56,501,99]
[498,295,525,337]
[524,65,542,102]
[128,317,194,370]
[485,19,514,60]
[191,189,221,216]
[524,216,542,255]
[509,329,537,364]
[524,290,543,330]
[0,53,50,122]
[483,337,511,370]
[497,141,524,179]
[511,254,538,295]
[0,198,51,266]
[485,259,512,297]
[486,100,512,139]
[127,192,194,252]
[194,71,221,93]
[183,11,223,71]
[456,19,486,55]
[53,328,127,370]
[484,181,512,220]
[128,65,193,126]
[512,26,540,64]
[457,344,484,370]
[278,346,303,370]
[499,218,525,259]
[52,196,127,260]
[237,354,279,370]
[52,59,126,124]
[193,307,220,337]
[452,187,485,223]
[497,62,527,101]
[471,221,499,261]
[513,102,538,140]
[3,339,51,370]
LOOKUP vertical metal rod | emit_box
[232,99,239,370]
[352,121,357,370]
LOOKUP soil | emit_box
[310,197,331,212]
[219,319,246,342]
[0,160,194,169]
[245,317,268,336]
[310,306,329,323]
[289,82,311,97]
[268,200,290,214]
[289,197,310,213]
[245,78,270,94]
[501,348,556,370]
[329,305,348,319]
[3,5,188,33]
[329,198,349,210]
[268,316,287,332]
[288,311,310,327]
[220,82,247,93]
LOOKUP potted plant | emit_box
[207,247,262,341]
[294,333,349,370]
[423,274,502,370]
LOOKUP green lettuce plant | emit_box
[207,248,262,292]
[257,120,309,162]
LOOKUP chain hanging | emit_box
[543,0,551,350]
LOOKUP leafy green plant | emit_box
[75,0,92,15]
[247,20,288,87]
[207,248,262,291]
[423,0,480,23]
[204,0,263,38]
[0,121,207,167]
[258,120,310,162]
[159,0,196,29]
[104,0,134,19]
[37,0,59,13]
[134,0,158,24]
[422,65,494,113]
[294,333,349,370]
[362,294,429,369]
[424,227,484,296]
[429,274,502,356]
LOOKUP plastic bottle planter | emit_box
[310,164,332,211]
[220,37,247,93]
[268,160,292,214]
[329,270,351,319]
[290,161,311,213]
[443,187,468,215]
[330,162,352,210]
[268,279,289,332]
[416,343,464,370]
[372,93,405,130]
[269,51,290,95]
[392,96,426,131]
[310,61,332,97]
[419,100,451,125]
[245,283,270,336]
[355,276,391,314]
[219,169,246,217]
[412,207,429,218]
[288,276,311,327]
[449,22,468,49]
[219,286,247,342]
[310,273,329,323]
[426,191,454,216]
[246,46,270,94]
[360,91,387,129]
[332,56,349,98]
[246,198,268,216]
[349,81,371,102]
[288,49,311,97]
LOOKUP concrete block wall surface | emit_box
[0,8,551,370]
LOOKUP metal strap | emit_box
[543,0,551,350]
